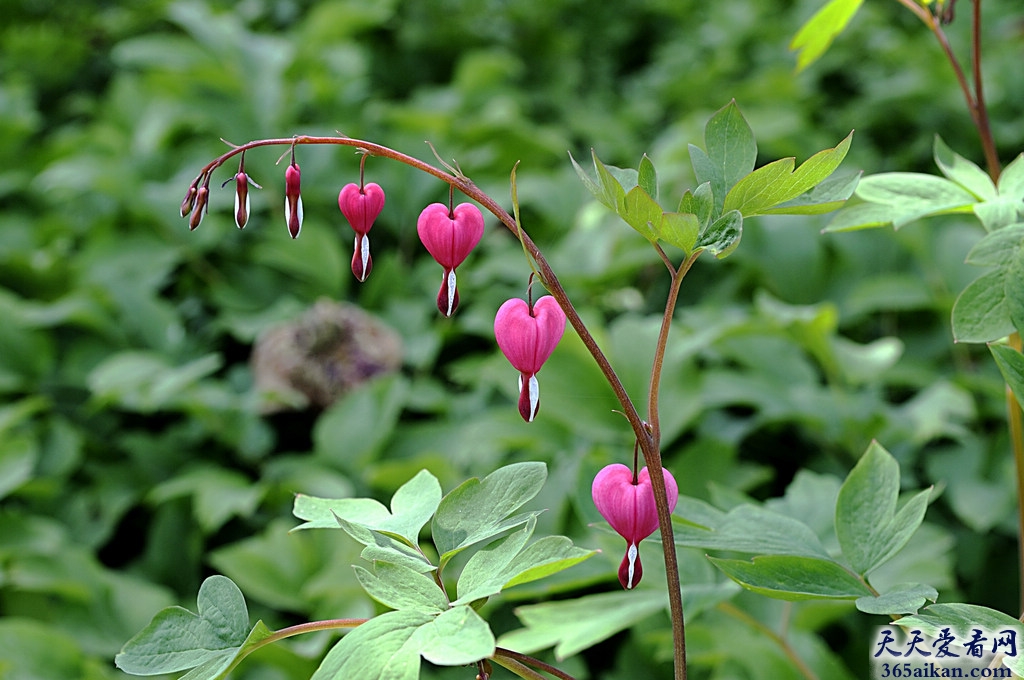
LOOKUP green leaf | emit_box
[0,434,36,501]
[499,590,667,659]
[677,181,714,230]
[835,441,930,575]
[311,607,494,680]
[998,152,1024,202]
[621,185,662,242]
[336,517,436,573]
[951,269,1015,343]
[694,209,742,258]
[148,465,263,533]
[974,197,1021,230]
[991,345,1024,410]
[790,0,864,72]
[895,603,1024,639]
[850,172,978,228]
[637,154,658,200]
[697,100,757,213]
[591,151,628,212]
[313,375,408,473]
[88,351,223,412]
[673,504,831,559]
[724,132,853,217]
[855,583,938,615]
[709,555,872,600]
[759,170,860,215]
[115,575,272,678]
[292,469,442,546]
[569,151,607,208]
[432,462,546,568]
[965,223,1024,265]
[353,562,448,613]
[657,212,700,254]
[453,517,595,605]
[824,201,903,232]
[933,135,996,200]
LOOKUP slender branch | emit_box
[647,251,701,449]
[718,602,820,680]
[494,648,577,680]
[490,655,548,680]
[970,0,1001,179]
[259,618,365,646]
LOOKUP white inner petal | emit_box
[528,374,539,421]
[626,542,639,589]
[445,269,457,316]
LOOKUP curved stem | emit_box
[260,618,365,646]
[494,648,578,680]
[647,250,701,449]
[192,134,686,678]
[969,0,1000,180]
[1009,332,1024,615]
[490,655,548,680]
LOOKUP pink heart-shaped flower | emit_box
[416,202,484,270]
[592,464,679,589]
[339,182,385,236]
[494,295,566,421]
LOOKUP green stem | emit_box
[260,618,365,646]
[717,602,819,680]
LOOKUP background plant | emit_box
[1,0,1023,678]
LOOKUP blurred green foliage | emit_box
[1,0,1023,678]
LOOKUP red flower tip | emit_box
[352,234,373,282]
[591,464,679,589]
[284,162,303,239]
[494,295,566,422]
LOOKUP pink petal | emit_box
[417,202,483,269]
[494,296,566,374]
[591,464,679,544]
[339,183,385,236]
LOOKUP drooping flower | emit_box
[224,154,261,229]
[591,464,679,589]
[188,176,211,231]
[284,160,303,239]
[493,295,566,422]
[339,182,385,282]
[416,202,484,316]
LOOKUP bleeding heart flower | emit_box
[188,176,211,231]
[494,295,566,422]
[592,464,679,589]
[417,202,484,316]
[339,182,385,282]
[284,160,303,239]
[223,154,261,230]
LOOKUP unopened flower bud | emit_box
[189,179,210,231]
[284,160,303,239]
[224,156,261,230]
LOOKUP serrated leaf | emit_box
[115,576,268,677]
[432,462,546,568]
[678,181,714,230]
[855,583,938,615]
[637,154,658,200]
[292,470,441,546]
[835,441,930,575]
[500,590,667,660]
[453,518,595,605]
[709,555,872,600]
[657,212,700,253]
[723,132,853,216]
[354,562,448,613]
[790,0,864,72]
[934,135,996,200]
[760,170,860,215]
[673,504,831,559]
[695,209,742,258]
[951,269,1015,343]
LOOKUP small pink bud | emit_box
[180,179,199,218]
[494,295,566,422]
[340,182,385,282]
[417,202,484,316]
[591,464,679,589]
[284,161,303,239]
[189,181,210,231]
[225,159,261,229]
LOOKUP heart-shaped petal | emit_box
[417,202,484,269]
[592,464,679,544]
[494,296,566,375]
[339,182,385,236]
